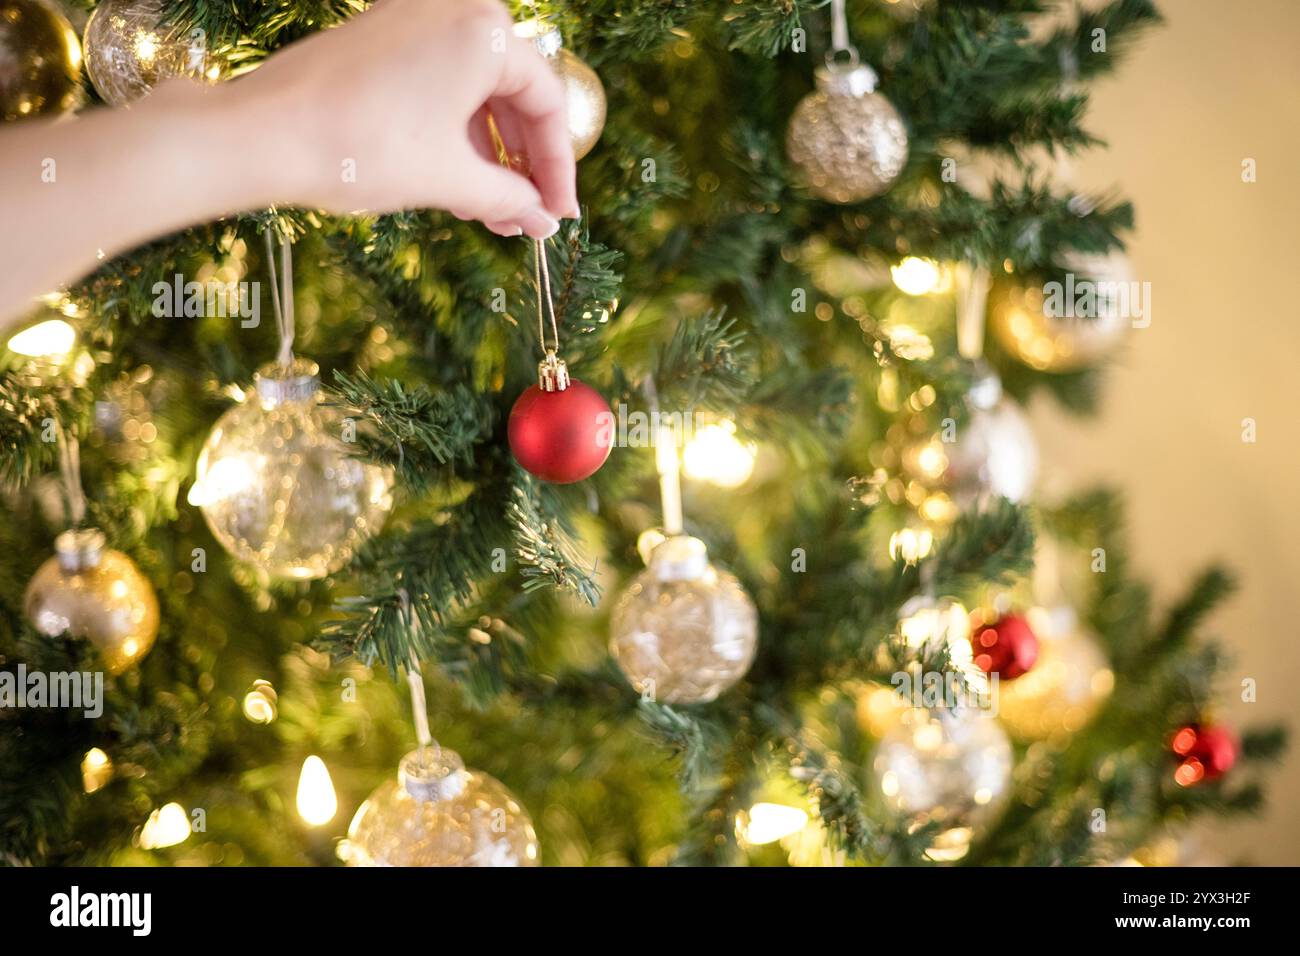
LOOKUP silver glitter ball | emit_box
[787,63,909,203]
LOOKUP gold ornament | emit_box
[996,606,1113,742]
[989,253,1131,372]
[343,747,540,867]
[83,0,218,107]
[0,0,83,121]
[610,535,758,705]
[515,19,605,160]
[189,359,393,580]
[787,58,908,203]
[25,529,159,674]
[873,706,1013,861]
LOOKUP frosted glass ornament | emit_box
[190,359,393,580]
[874,706,1012,861]
[343,747,540,867]
[83,0,217,107]
[610,535,758,705]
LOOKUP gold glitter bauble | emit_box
[25,529,159,674]
[996,607,1113,742]
[787,62,908,203]
[83,0,217,107]
[344,748,540,867]
[0,0,83,121]
[190,359,393,580]
[515,19,605,160]
[873,706,1012,861]
[989,253,1131,372]
[610,535,758,705]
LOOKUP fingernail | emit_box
[520,209,560,239]
[488,223,523,237]
[565,205,581,220]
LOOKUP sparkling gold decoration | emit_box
[0,0,82,121]
[997,607,1113,742]
[25,528,159,674]
[189,359,394,580]
[610,535,758,705]
[786,61,908,203]
[343,747,540,867]
[873,706,1013,861]
[242,679,278,724]
[515,19,605,160]
[83,0,218,107]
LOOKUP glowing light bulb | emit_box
[296,755,337,826]
[890,257,943,296]
[81,747,113,793]
[682,421,756,488]
[139,803,190,849]
[740,803,809,845]
[7,319,76,358]
[889,527,933,564]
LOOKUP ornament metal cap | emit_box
[514,17,563,59]
[399,746,469,803]
[537,350,571,392]
[816,60,879,97]
[965,359,1003,410]
[255,358,320,408]
[53,528,107,574]
[648,534,712,583]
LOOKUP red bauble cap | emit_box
[969,612,1039,680]
[1171,723,1238,786]
[508,379,613,483]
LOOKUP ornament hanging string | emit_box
[532,238,562,358]
[398,588,440,759]
[56,425,87,528]
[954,262,992,360]
[827,0,859,66]
[262,226,296,369]
[642,375,684,536]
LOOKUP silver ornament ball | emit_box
[787,62,909,203]
[610,535,758,705]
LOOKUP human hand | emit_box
[234,0,577,237]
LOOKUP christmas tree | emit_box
[0,0,1285,867]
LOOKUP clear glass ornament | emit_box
[786,60,909,203]
[941,367,1038,504]
[610,535,758,705]
[873,706,1013,861]
[190,359,393,580]
[83,0,217,107]
[343,747,540,867]
[997,606,1113,742]
[25,528,159,674]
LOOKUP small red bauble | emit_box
[969,612,1039,680]
[1171,723,1238,786]
[508,380,613,483]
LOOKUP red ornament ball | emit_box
[508,380,613,483]
[969,612,1039,680]
[1171,723,1238,786]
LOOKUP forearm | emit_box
[0,81,295,334]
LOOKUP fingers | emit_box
[490,36,578,220]
[452,150,558,238]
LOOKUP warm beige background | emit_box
[1033,0,1300,864]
